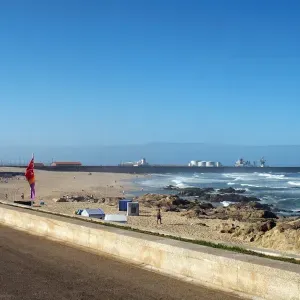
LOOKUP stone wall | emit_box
[0,203,299,300]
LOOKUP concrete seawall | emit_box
[0,203,300,300]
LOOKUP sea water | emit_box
[132,172,300,213]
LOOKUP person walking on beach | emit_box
[156,208,162,225]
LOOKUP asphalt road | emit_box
[0,225,243,300]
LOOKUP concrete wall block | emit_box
[1,204,300,300]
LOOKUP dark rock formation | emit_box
[163,185,179,190]
[199,193,261,203]
[172,187,215,197]
[218,187,246,194]
[134,194,190,209]
[211,202,277,221]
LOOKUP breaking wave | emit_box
[288,181,300,186]
[241,184,262,188]
[171,179,191,188]
[258,173,286,180]
[221,201,232,207]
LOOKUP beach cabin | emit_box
[119,199,132,211]
[81,208,105,219]
[127,202,139,216]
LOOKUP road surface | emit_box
[0,225,243,300]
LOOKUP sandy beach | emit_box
[0,167,137,200]
[1,167,299,256]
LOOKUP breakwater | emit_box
[4,165,300,174]
[35,166,300,174]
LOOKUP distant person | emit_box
[156,208,162,225]
[74,176,76,179]
[21,193,24,200]
[5,194,8,199]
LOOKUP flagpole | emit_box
[30,152,34,207]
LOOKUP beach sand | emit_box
[0,167,137,201]
[0,168,251,248]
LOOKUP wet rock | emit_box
[247,201,272,210]
[163,185,178,190]
[177,187,215,197]
[171,197,190,206]
[204,193,261,203]
[218,187,246,194]
[198,202,214,210]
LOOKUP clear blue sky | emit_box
[1,0,299,146]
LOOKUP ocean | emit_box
[133,172,300,213]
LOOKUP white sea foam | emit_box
[223,173,259,182]
[221,201,232,207]
[233,177,243,181]
[241,183,262,188]
[227,182,236,186]
[171,179,191,188]
[258,173,285,180]
[288,181,300,186]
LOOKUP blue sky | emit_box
[0,0,299,146]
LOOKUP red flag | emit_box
[25,157,35,199]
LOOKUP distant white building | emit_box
[188,160,199,167]
[188,160,222,167]
[119,158,149,167]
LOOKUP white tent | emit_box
[81,208,105,219]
